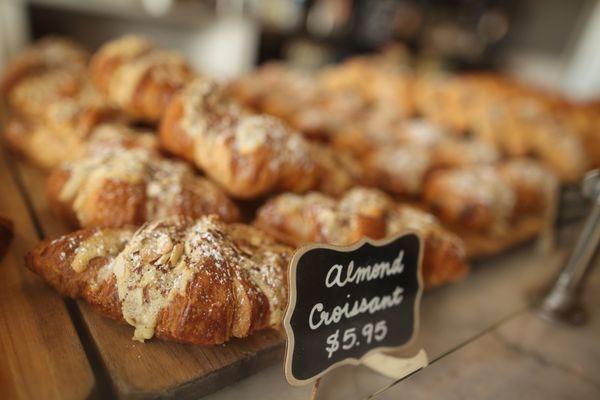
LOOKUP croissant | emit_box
[291,91,366,140]
[417,72,591,182]
[26,215,291,344]
[416,73,519,137]
[255,187,468,288]
[559,100,600,169]
[319,55,414,117]
[431,139,499,169]
[4,119,158,169]
[488,88,571,161]
[0,216,13,259]
[228,63,368,140]
[7,66,115,139]
[423,166,516,233]
[358,130,501,197]
[1,36,88,93]
[90,35,195,122]
[310,143,364,196]
[256,68,318,122]
[4,118,82,169]
[497,158,558,214]
[424,159,558,233]
[47,142,240,228]
[332,118,445,157]
[362,146,432,197]
[160,79,320,198]
[528,120,590,183]
[228,62,318,118]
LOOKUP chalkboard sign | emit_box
[283,232,424,385]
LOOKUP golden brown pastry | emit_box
[313,56,416,141]
[231,61,392,140]
[47,144,240,228]
[423,159,558,239]
[0,216,13,260]
[90,35,195,122]
[559,100,600,169]
[252,65,317,121]
[362,146,432,197]
[4,120,158,169]
[228,62,353,140]
[332,117,445,160]
[7,66,114,139]
[4,118,81,169]
[339,123,499,197]
[1,36,88,92]
[234,56,593,183]
[79,122,160,154]
[423,166,517,233]
[391,119,447,148]
[431,139,500,169]
[160,79,320,198]
[414,74,457,134]
[293,91,367,140]
[229,63,317,112]
[227,62,294,111]
[529,120,590,183]
[310,144,364,196]
[319,57,374,98]
[255,187,468,288]
[417,72,591,182]
[319,55,414,117]
[26,215,291,344]
[497,158,558,214]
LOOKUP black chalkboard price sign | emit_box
[283,232,424,385]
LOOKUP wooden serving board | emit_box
[0,131,570,399]
[2,147,588,399]
[0,151,95,399]
[11,158,286,399]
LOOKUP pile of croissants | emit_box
[3,35,591,345]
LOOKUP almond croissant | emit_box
[4,120,157,170]
[1,36,88,93]
[255,187,469,288]
[423,160,556,234]
[7,65,114,140]
[90,35,195,122]
[160,79,320,198]
[26,216,291,344]
[47,143,240,228]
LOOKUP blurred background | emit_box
[0,0,599,100]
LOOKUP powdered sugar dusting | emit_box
[175,79,318,197]
[109,215,290,342]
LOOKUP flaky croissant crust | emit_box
[89,35,194,122]
[47,143,241,228]
[160,80,320,198]
[255,187,469,288]
[26,216,291,345]
[1,36,89,92]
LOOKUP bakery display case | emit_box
[0,1,598,399]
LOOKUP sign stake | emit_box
[361,349,428,380]
[310,377,321,400]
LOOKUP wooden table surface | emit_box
[2,148,286,399]
[1,143,598,399]
[0,151,94,399]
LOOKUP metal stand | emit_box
[538,170,600,325]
